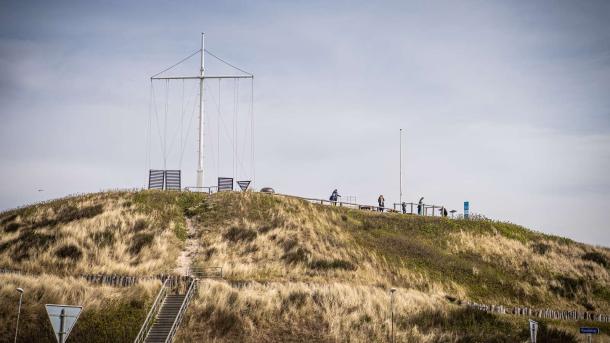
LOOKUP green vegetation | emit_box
[0,190,608,342]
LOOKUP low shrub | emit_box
[132,219,148,232]
[56,204,104,223]
[222,226,257,243]
[55,244,83,261]
[129,233,155,255]
[4,222,20,233]
[281,238,299,252]
[582,252,608,268]
[550,276,585,299]
[93,229,115,248]
[309,259,356,271]
[0,213,18,225]
[281,290,309,311]
[281,247,310,264]
[8,231,57,261]
[532,242,551,255]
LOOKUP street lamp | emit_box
[15,287,24,343]
[390,288,396,343]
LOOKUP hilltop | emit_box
[0,190,609,342]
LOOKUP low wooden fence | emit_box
[0,268,209,288]
[465,301,610,323]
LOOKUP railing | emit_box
[190,266,223,279]
[184,186,218,194]
[277,194,447,217]
[165,277,198,343]
[391,202,448,216]
[134,278,170,343]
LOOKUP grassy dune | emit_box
[1,190,609,342]
[179,191,610,342]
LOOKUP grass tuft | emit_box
[309,259,356,271]
[222,226,257,243]
[55,244,83,261]
[129,233,155,255]
[582,251,608,268]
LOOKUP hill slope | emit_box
[0,190,608,342]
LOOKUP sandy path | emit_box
[174,218,199,276]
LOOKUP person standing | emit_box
[378,195,385,212]
[401,201,407,214]
[329,189,340,205]
[417,197,424,215]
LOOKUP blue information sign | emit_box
[464,201,469,219]
[580,327,600,334]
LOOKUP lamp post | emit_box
[15,287,24,343]
[390,288,396,343]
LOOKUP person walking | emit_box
[417,197,424,215]
[401,201,407,214]
[329,189,340,205]
[378,195,385,212]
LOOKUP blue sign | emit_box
[464,201,469,219]
[580,327,599,334]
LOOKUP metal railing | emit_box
[134,278,170,343]
[391,202,448,216]
[184,186,218,194]
[279,194,448,217]
[190,266,223,279]
[165,277,198,343]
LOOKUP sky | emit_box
[0,1,609,246]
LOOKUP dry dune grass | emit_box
[192,193,448,294]
[449,229,610,309]
[176,279,451,343]
[191,192,610,312]
[0,191,183,275]
[1,190,608,342]
[0,272,159,342]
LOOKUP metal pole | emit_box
[390,288,396,343]
[14,291,23,343]
[399,129,402,206]
[59,309,66,343]
[196,33,205,188]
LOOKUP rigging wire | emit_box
[163,80,169,169]
[151,49,201,78]
[146,81,152,171]
[150,82,166,163]
[204,49,253,76]
[178,81,199,167]
[251,77,255,188]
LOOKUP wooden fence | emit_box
[0,268,199,288]
[465,301,610,323]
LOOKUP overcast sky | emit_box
[1,1,609,246]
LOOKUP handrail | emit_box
[134,278,170,343]
[278,193,447,216]
[164,277,198,343]
[190,266,223,278]
[184,186,217,194]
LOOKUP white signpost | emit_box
[529,319,538,343]
[45,304,83,343]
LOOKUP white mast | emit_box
[399,129,403,205]
[196,33,205,188]
[151,34,253,189]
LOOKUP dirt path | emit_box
[174,218,199,276]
